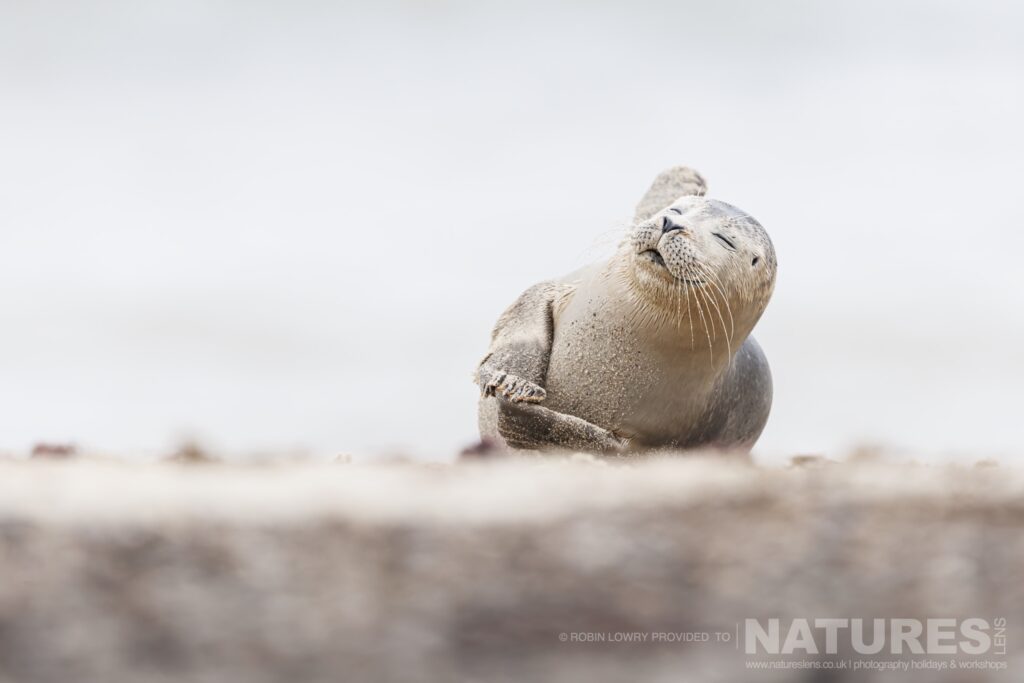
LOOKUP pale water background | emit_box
[1,1,1022,463]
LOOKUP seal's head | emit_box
[626,195,776,340]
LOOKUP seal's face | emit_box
[627,196,776,338]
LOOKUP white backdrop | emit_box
[2,1,1022,462]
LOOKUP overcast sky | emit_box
[1,1,1022,461]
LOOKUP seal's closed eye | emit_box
[713,232,737,250]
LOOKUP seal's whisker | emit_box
[690,279,714,365]
[696,263,735,342]
[671,270,681,332]
[684,281,695,350]
[695,282,717,341]
[692,274,720,341]
[694,269,732,361]
[697,279,730,364]
[694,262,736,356]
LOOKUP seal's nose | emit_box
[661,215,686,234]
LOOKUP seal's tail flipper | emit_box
[633,166,708,223]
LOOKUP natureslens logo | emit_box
[744,618,1007,656]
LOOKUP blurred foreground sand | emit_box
[0,456,1021,682]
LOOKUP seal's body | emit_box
[476,167,777,454]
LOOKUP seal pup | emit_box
[475,166,777,454]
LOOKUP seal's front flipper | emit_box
[475,281,563,397]
[481,370,547,403]
[634,166,708,223]
[476,280,620,453]
[496,402,627,455]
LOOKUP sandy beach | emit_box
[1,455,1020,682]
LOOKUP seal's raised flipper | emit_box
[633,166,707,223]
